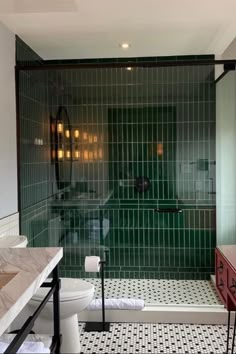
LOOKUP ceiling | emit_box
[0,0,236,60]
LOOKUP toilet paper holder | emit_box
[84,260,110,332]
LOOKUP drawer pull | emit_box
[217,261,224,273]
[230,279,236,294]
[218,280,224,289]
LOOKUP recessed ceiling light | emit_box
[120,43,130,49]
[126,67,132,71]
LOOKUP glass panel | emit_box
[19,63,216,280]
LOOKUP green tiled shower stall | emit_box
[17,37,216,280]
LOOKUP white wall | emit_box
[216,71,236,245]
[0,21,18,219]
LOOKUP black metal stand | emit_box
[4,265,61,354]
[84,261,110,332]
[226,310,236,354]
[226,311,231,354]
[231,312,236,354]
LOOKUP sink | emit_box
[0,272,18,289]
[76,192,99,199]
[0,235,28,248]
[50,190,113,213]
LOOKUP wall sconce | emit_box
[50,106,72,190]
[51,110,103,165]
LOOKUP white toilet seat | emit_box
[32,278,94,303]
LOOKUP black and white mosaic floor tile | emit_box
[79,322,233,353]
[85,278,221,305]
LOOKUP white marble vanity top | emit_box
[0,247,63,336]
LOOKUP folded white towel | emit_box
[0,341,50,353]
[87,298,145,310]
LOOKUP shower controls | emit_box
[134,177,151,193]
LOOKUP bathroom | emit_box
[0,1,236,353]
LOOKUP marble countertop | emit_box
[217,245,236,271]
[0,247,63,336]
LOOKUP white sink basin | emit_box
[0,235,28,248]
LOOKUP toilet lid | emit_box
[32,278,94,302]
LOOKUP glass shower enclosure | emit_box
[18,59,216,281]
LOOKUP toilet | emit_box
[3,235,95,354]
[28,278,94,354]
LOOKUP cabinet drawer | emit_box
[215,250,227,301]
[227,267,236,300]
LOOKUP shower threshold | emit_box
[79,278,228,325]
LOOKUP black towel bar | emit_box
[154,208,183,213]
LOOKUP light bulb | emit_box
[120,43,130,49]
[74,150,80,159]
[57,122,63,133]
[98,148,103,159]
[84,150,89,160]
[74,130,79,138]
[57,149,64,159]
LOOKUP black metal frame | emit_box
[14,58,236,71]
[4,265,61,354]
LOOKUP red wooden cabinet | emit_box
[215,246,236,311]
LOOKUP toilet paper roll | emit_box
[85,256,101,272]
